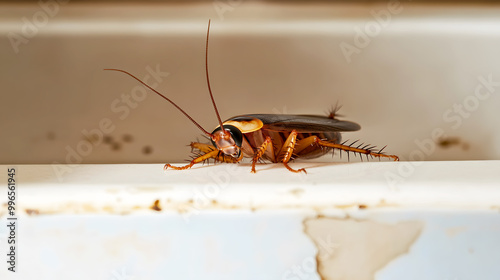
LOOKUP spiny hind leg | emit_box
[277,130,307,174]
[295,136,399,161]
[164,150,220,170]
[324,140,399,161]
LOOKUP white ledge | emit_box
[2,161,499,215]
[1,161,500,280]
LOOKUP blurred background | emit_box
[1,0,500,164]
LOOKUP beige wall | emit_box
[1,2,500,164]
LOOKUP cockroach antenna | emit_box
[105,20,226,140]
[204,19,227,135]
[102,68,214,138]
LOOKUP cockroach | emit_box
[105,20,399,173]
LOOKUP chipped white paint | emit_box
[305,218,425,280]
[0,162,500,279]
[1,162,499,215]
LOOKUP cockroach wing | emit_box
[228,114,361,133]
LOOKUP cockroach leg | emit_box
[165,145,242,171]
[165,150,220,170]
[283,161,307,174]
[277,130,307,173]
[290,135,314,155]
[190,142,216,154]
[251,137,272,173]
[295,136,399,161]
[317,138,398,161]
[277,130,298,162]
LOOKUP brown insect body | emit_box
[223,114,346,161]
[105,20,399,174]
[204,113,398,173]
[242,125,338,162]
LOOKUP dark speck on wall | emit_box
[122,134,133,143]
[104,135,113,144]
[143,146,152,155]
[111,142,121,151]
[47,131,55,140]
[437,136,469,151]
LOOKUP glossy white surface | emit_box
[0,162,499,279]
[1,161,499,212]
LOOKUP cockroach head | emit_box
[211,125,243,158]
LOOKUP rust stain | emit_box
[176,202,195,215]
[377,199,399,208]
[489,205,500,211]
[331,203,388,210]
[304,217,424,280]
[316,253,326,280]
[437,136,469,151]
[332,204,362,209]
[25,209,39,215]
[102,205,115,212]
[289,188,305,197]
[6,198,490,216]
[150,200,162,211]
[82,204,99,213]
[6,201,402,216]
